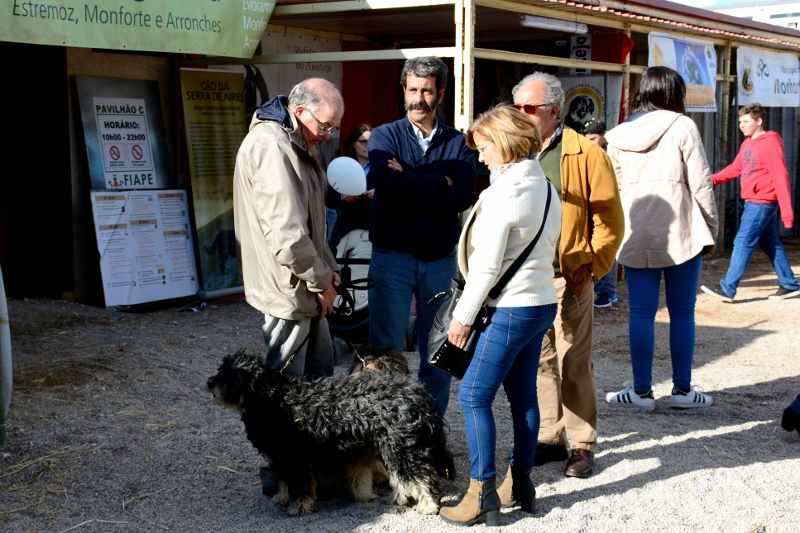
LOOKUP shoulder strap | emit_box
[487,180,553,300]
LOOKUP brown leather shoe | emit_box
[565,449,594,478]
[533,442,570,466]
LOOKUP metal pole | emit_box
[717,43,732,252]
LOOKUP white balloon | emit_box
[327,157,367,196]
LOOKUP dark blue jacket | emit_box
[367,116,477,261]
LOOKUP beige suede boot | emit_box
[497,465,535,513]
[439,478,501,527]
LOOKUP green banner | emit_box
[4,0,274,58]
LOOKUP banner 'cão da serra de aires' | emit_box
[5,0,275,58]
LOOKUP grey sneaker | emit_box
[768,287,800,300]
[701,284,733,303]
[670,386,713,409]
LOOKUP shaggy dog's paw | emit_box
[287,495,315,516]
[413,495,440,515]
[271,482,290,507]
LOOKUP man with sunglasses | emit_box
[511,72,623,479]
[367,56,477,415]
[233,78,344,496]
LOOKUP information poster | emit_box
[91,189,199,308]
[737,47,800,107]
[76,77,173,190]
[94,97,156,188]
[180,69,247,291]
[649,32,717,112]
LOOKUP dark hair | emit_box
[739,103,766,124]
[343,124,373,160]
[400,56,448,92]
[628,66,686,115]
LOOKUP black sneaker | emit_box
[700,284,733,303]
[768,287,800,300]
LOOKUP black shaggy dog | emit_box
[207,350,454,516]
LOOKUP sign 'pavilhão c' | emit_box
[4,0,275,58]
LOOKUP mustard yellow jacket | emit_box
[557,127,624,296]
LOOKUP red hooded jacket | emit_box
[712,131,794,228]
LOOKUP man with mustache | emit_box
[367,56,477,415]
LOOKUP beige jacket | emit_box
[606,110,718,268]
[233,106,338,320]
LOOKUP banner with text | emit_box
[91,189,199,308]
[737,47,800,107]
[180,69,246,292]
[4,0,274,58]
[649,32,717,112]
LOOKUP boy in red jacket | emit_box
[701,103,800,302]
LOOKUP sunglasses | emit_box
[513,103,549,114]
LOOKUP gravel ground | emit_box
[1,242,800,532]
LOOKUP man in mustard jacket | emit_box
[512,72,623,479]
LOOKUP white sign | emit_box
[737,46,800,107]
[570,35,592,76]
[649,32,717,112]
[91,190,200,308]
[560,75,624,131]
[94,97,157,189]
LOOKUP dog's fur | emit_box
[347,345,410,376]
[207,350,454,516]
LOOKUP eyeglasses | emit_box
[355,139,369,145]
[513,103,549,115]
[476,140,494,154]
[305,108,339,136]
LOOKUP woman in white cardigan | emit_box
[605,66,718,411]
[439,106,561,527]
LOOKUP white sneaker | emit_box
[670,386,713,409]
[606,381,655,411]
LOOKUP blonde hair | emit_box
[465,105,542,163]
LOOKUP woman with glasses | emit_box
[605,66,718,411]
[329,124,373,249]
[438,105,561,527]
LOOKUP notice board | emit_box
[91,189,199,308]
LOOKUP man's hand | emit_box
[332,272,342,294]
[317,284,337,320]
[448,318,472,349]
[343,195,359,202]
[387,158,404,172]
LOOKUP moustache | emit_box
[406,102,436,112]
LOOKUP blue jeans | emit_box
[326,207,339,243]
[720,201,799,298]
[368,246,457,415]
[624,253,702,392]
[595,260,618,296]
[459,304,557,481]
[791,393,800,414]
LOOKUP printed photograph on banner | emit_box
[560,75,624,130]
[649,32,717,111]
[76,77,173,190]
[737,46,800,107]
[180,69,247,292]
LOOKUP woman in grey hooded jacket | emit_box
[604,66,718,411]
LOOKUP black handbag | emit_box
[427,182,552,379]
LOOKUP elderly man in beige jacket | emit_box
[233,78,343,496]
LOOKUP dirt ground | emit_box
[1,240,799,532]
